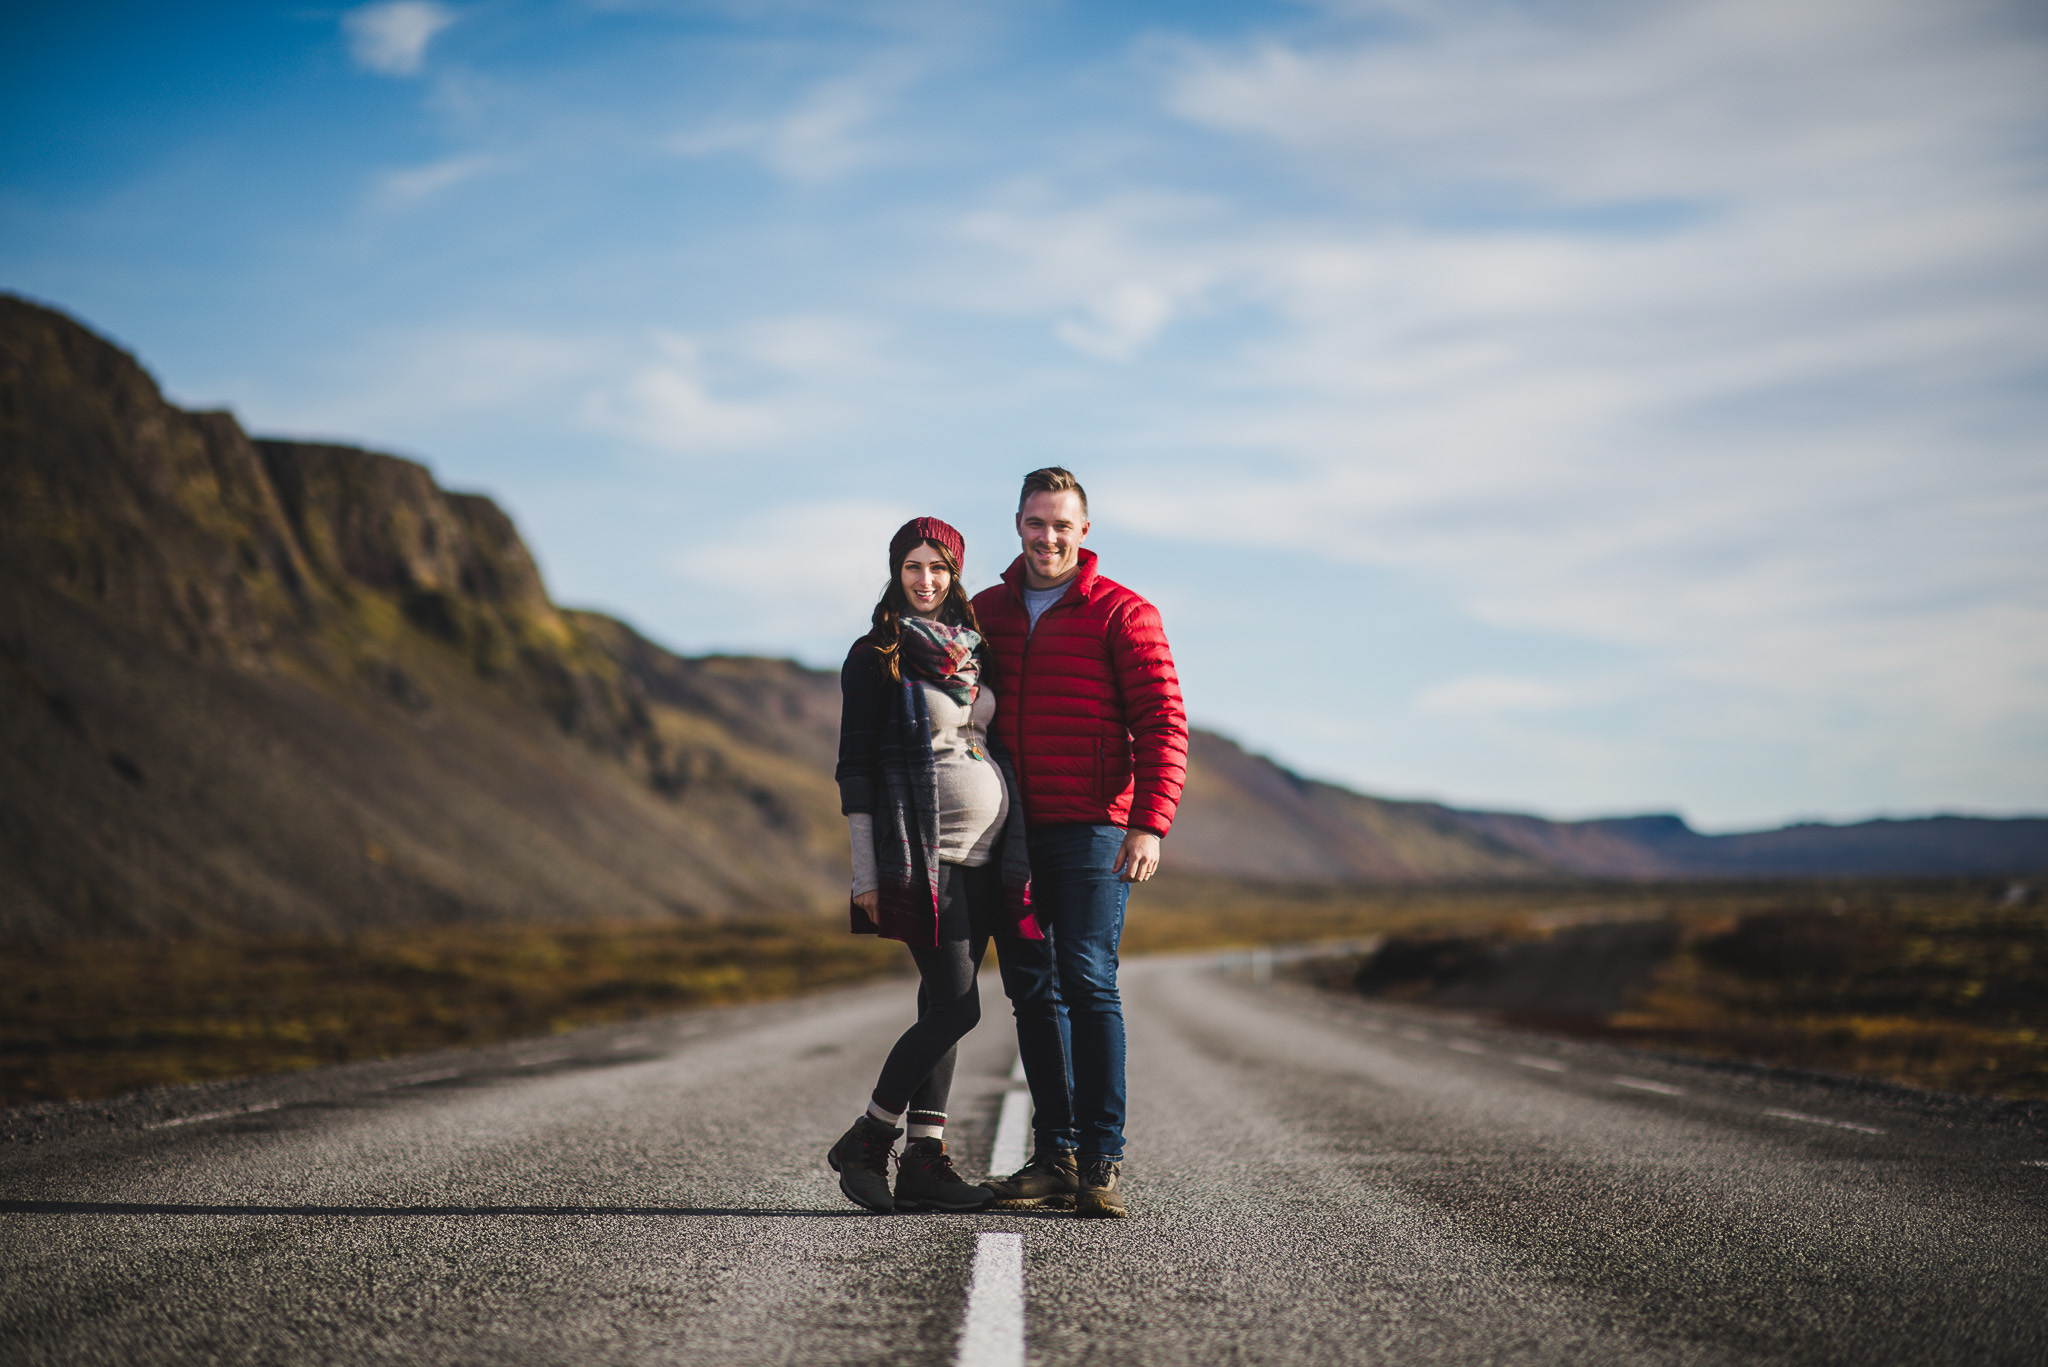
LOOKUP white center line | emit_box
[1514,1055,1568,1072]
[392,1068,462,1087]
[956,1232,1025,1367]
[991,1090,1032,1177]
[144,1101,285,1130]
[1613,1076,1685,1096]
[1448,1040,1487,1055]
[1763,1108,1884,1135]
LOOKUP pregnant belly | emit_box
[937,755,1009,858]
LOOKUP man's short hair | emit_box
[1018,467,1088,518]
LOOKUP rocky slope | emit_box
[1,295,846,937]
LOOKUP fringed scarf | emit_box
[897,617,981,704]
[852,639,1037,947]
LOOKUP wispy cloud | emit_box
[663,498,917,648]
[670,78,888,183]
[933,0,2048,819]
[344,2,458,78]
[370,153,503,208]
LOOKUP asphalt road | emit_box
[4,953,2047,1366]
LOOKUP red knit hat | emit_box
[889,516,965,569]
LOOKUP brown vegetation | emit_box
[0,919,907,1106]
[1318,879,2048,1098]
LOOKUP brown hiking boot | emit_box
[983,1149,1079,1209]
[894,1138,993,1212]
[1074,1158,1126,1219]
[827,1115,900,1213]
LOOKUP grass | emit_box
[0,919,908,1106]
[1258,877,2048,1100]
[6,876,2042,1107]
[1606,885,2048,1098]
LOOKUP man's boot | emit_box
[894,1138,993,1211]
[827,1115,900,1213]
[1075,1158,1126,1219]
[982,1150,1079,1209]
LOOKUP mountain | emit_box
[1,294,847,938]
[1173,731,2048,880]
[4,295,2041,941]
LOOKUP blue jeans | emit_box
[997,823,1130,1162]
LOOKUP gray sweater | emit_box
[849,680,1008,896]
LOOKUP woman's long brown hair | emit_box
[870,539,982,684]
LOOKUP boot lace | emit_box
[914,1144,965,1185]
[1082,1159,1118,1188]
[853,1121,895,1178]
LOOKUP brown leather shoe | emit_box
[982,1150,1078,1209]
[1074,1158,1126,1219]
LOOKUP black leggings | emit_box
[873,861,997,1115]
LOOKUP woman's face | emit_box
[899,543,953,619]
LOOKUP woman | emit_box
[827,516,1037,1214]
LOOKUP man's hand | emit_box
[853,890,879,915]
[1114,831,1161,883]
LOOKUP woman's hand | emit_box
[853,890,879,915]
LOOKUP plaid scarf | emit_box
[897,617,981,705]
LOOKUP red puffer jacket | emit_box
[971,549,1189,837]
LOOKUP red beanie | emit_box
[889,516,965,570]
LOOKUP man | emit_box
[973,467,1188,1219]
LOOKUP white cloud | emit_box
[671,79,886,183]
[344,2,457,78]
[371,153,503,208]
[955,195,1226,360]
[1416,674,1605,717]
[664,499,917,647]
[236,327,607,441]
[583,332,789,454]
[943,0,2048,821]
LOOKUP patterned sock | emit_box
[866,1097,905,1128]
[906,1110,946,1142]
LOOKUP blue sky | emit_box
[5,0,2045,831]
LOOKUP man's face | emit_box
[1016,489,1090,587]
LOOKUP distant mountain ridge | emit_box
[1171,731,2048,881]
[3,294,2041,938]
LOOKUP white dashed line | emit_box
[2024,1160,2048,1167]
[515,1050,570,1067]
[144,1101,285,1130]
[1448,1040,1487,1055]
[1399,1028,1432,1043]
[1763,1108,1884,1135]
[956,1232,1025,1367]
[1515,1055,1568,1072]
[1359,1019,1385,1032]
[392,1068,462,1087]
[991,1090,1032,1177]
[1009,1054,1027,1083]
[611,1034,653,1050]
[1613,1076,1685,1096]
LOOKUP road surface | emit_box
[4,953,2046,1365]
